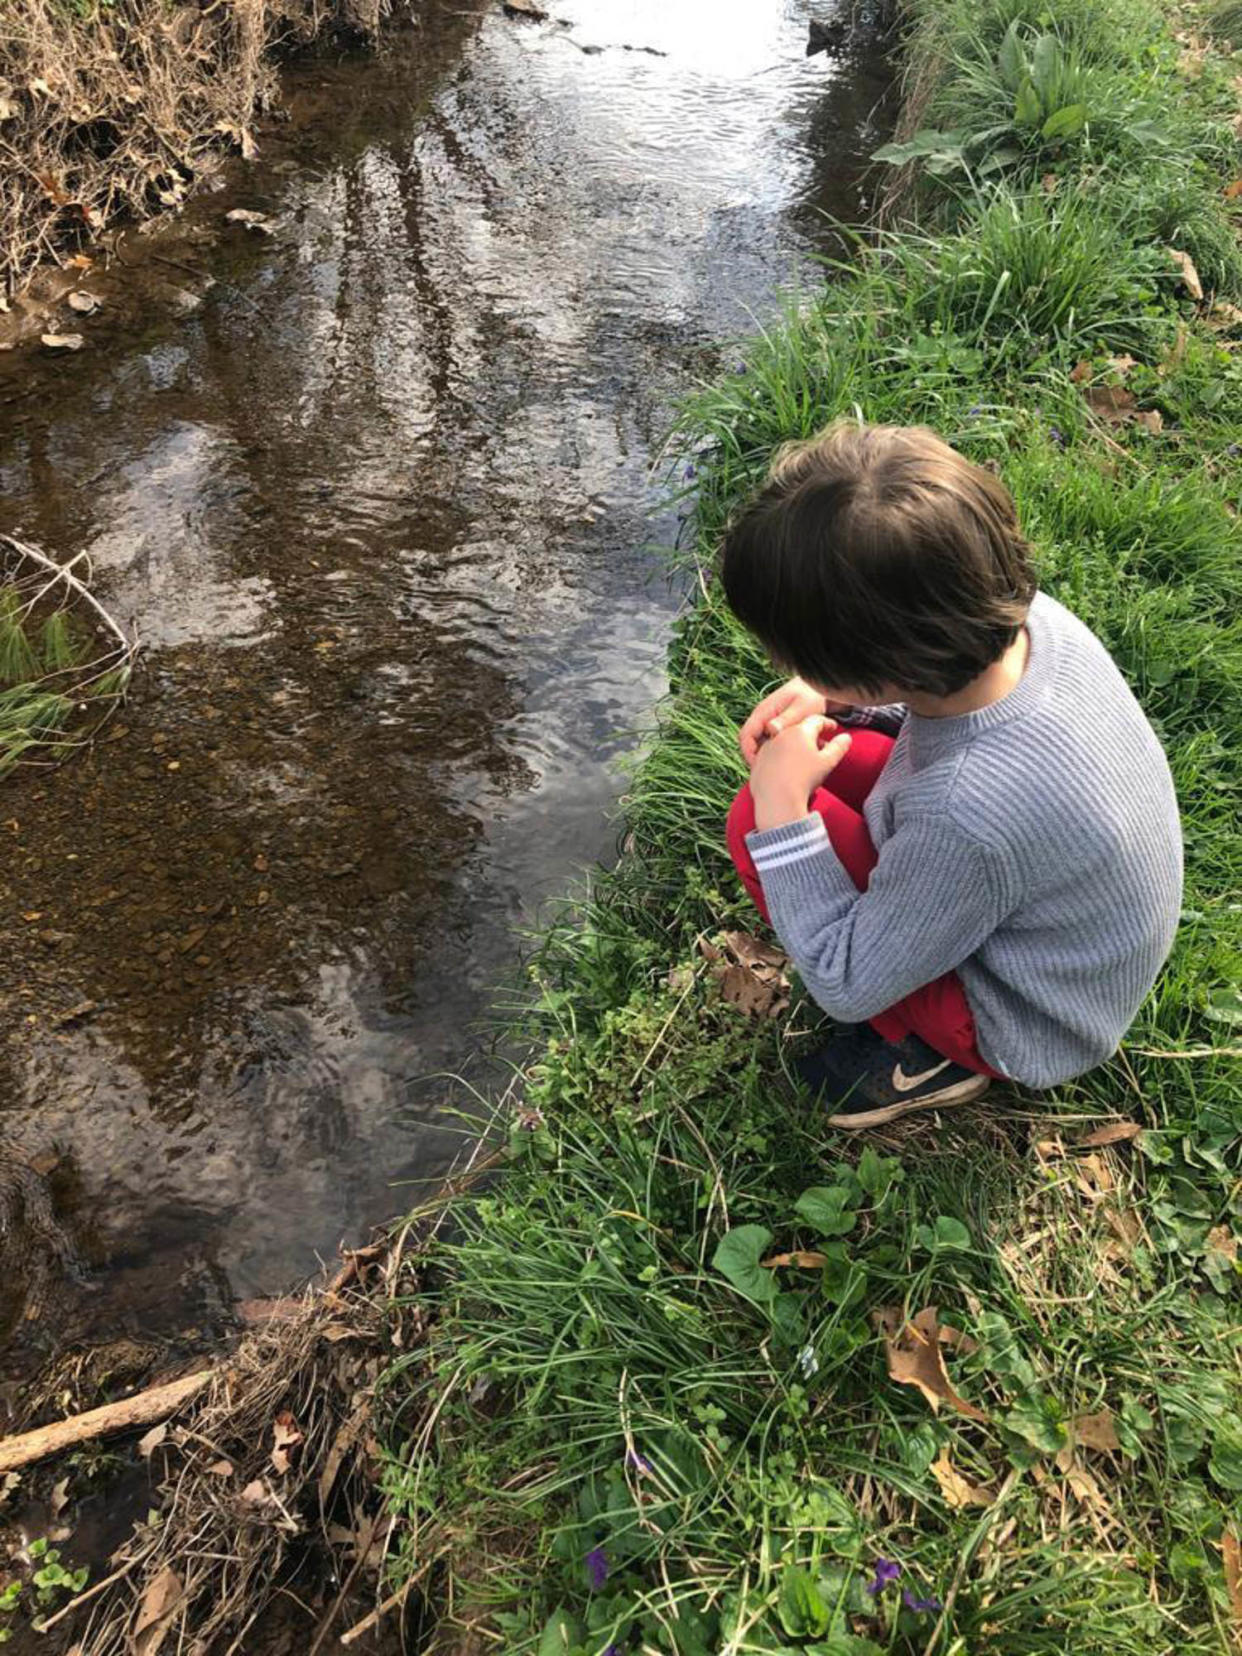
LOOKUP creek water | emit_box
[0,0,891,1374]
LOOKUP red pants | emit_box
[726,728,1001,1077]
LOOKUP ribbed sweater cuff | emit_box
[744,815,858,904]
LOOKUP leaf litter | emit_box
[699,930,791,1018]
[872,1305,988,1421]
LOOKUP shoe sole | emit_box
[826,1074,992,1130]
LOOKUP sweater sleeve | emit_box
[745,812,1015,1023]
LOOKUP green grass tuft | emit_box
[381,1,1242,1652]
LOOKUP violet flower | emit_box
[866,1558,901,1596]
[625,1447,653,1474]
[683,463,697,481]
[903,1587,944,1614]
[585,1547,609,1591]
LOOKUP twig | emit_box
[0,1368,212,1475]
[1131,1044,1242,1060]
[339,1555,437,1646]
[31,1557,137,1632]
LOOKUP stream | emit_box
[0,0,891,1378]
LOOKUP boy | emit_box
[722,422,1183,1128]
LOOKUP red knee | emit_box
[726,782,757,862]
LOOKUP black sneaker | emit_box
[794,1026,991,1129]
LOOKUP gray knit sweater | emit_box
[745,592,1183,1087]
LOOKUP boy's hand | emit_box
[750,716,852,831]
[739,676,850,767]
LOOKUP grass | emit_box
[380,1,1242,1651]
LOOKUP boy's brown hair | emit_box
[720,421,1038,698]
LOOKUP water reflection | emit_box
[0,0,893,1367]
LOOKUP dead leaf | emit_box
[240,128,258,161]
[939,1323,980,1355]
[270,1409,304,1475]
[138,1422,168,1458]
[1071,1409,1120,1453]
[1074,1152,1115,1199]
[133,1566,182,1656]
[236,1296,302,1326]
[224,207,272,232]
[1034,1136,1064,1161]
[1208,1226,1238,1263]
[1105,353,1137,377]
[761,1250,829,1270]
[1223,1530,1242,1634]
[1105,1205,1142,1250]
[1063,1458,1110,1511]
[1077,1121,1143,1147]
[1041,172,1059,195]
[1167,247,1204,301]
[1069,358,1092,383]
[718,962,788,1019]
[930,1451,994,1509]
[319,1400,371,1508]
[873,1304,988,1422]
[50,1477,69,1517]
[720,930,787,972]
[40,333,84,351]
[1135,409,1163,435]
[0,92,18,122]
[1083,384,1136,423]
[206,1458,234,1476]
[1224,179,1242,201]
[1212,301,1242,326]
[503,0,548,15]
[66,291,98,315]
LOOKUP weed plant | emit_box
[383,1,1242,1652]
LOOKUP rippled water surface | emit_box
[0,0,891,1367]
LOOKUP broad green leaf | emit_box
[537,1607,585,1656]
[856,1146,900,1201]
[1014,79,1043,127]
[1042,102,1088,141]
[978,146,1024,175]
[1030,32,1062,98]
[1208,1424,1242,1491]
[1004,1394,1069,1454]
[1204,986,1242,1027]
[712,1225,778,1302]
[997,18,1026,90]
[928,1216,973,1251]
[872,129,966,165]
[778,1565,832,1638]
[796,1185,857,1238]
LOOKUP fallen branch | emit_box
[0,1368,211,1475]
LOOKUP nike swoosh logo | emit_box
[892,1058,952,1093]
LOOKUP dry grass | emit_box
[0,0,394,298]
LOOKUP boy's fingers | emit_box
[816,731,853,772]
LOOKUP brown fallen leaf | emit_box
[1207,1226,1239,1263]
[133,1566,182,1656]
[1083,384,1136,423]
[930,1450,994,1509]
[40,333,84,351]
[1212,301,1242,327]
[270,1409,304,1476]
[1222,1529,1242,1636]
[224,207,272,232]
[1063,1457,1111,1512]
[318,1400,371,1509]
[66,291,99,315]
[206,1458,234,1476]
[720,930,788,972]
[1135,409,1163,435]
[50,1476,69,1517]
[1105,353,1138,377]
[236,1296,303,1327]
[1077,1121,1143,1147]
[1105,1204,1143,1250]
[1034,1136,1065,1161]
[874,1304,988,1422]
[137,1421,168,1458]
[1071,1409,1120,1453]
[939,1323,980,1355]
[1167,247,1204,301]
[1224,179,1242,201]
[1069,358,1092,383]
[1074,1152,1115,1199]
[761,1250,829,1270]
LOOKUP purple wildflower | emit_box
[733,360,748,374]
[903,1588,944,1614]
[585,1547,609,1591]
[625,1447,653,1474]
[603,1646,624,1656]
[866,1558,902,1596]
[683,462,697,481]
[1048,424,1065,447]
[967,403,982,417]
